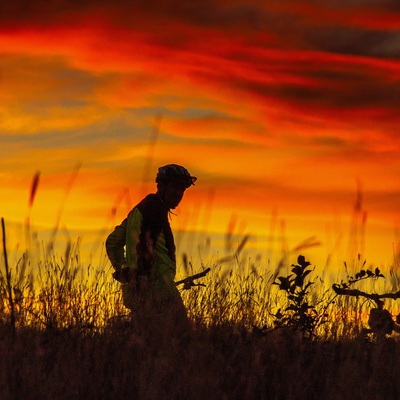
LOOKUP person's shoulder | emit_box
[138,193,159,209]
[138,194,167,219]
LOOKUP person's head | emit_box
[156,164,197,209]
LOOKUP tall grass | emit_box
[1,219,400,399]
[1,171,400,399]
[0,239,122,333]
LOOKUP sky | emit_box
[0,0,399,271]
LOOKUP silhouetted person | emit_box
[106,164,197,342]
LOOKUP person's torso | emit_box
[126,194,176,280]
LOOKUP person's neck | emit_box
[156,192,170,210]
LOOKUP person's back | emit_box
[105,164,197,341]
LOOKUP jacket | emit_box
[106,193,176,287]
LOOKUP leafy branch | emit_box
[332,265,400,339]
[272,255,324,338]
[332,266,388,307]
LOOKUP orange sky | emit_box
[0,0,399,270]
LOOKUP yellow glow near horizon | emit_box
[0,2,399,271]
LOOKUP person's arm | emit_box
[134,195,165,278]
[105,218,127,273]
[125,207,154,288]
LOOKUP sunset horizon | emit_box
[1,0,398,270]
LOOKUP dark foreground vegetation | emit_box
[1,320,400,400]
[1,223,400,399]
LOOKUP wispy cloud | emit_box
[0,0,398,264]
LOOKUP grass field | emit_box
[0,225,400,400]
[1,215,400,400]
[2,316,400,400]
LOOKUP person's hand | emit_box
[112,265,132,283]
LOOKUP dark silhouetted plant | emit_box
[332,263,400,340]
[272,255,321,338]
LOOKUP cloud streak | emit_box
[0,0,399,265]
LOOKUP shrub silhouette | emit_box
[272,255,324,338]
